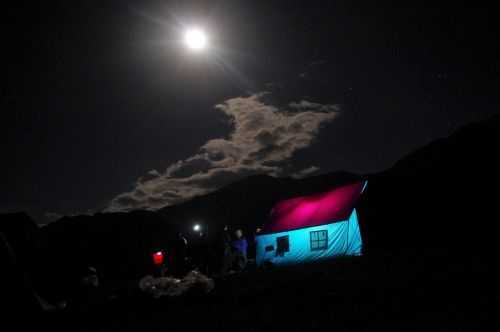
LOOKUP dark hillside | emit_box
[45,254,495,331]
[39,171,360,283]
[159,171,361,235]
[358,114,500,257]
[4,115,500,329]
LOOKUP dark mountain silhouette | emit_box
[2,114,499,307]
[158,170,361,236]
[0,213,45,311]
[0,212,42,264]
[41,211,177,280]
[34,171,361,283]
[358,114,500,256]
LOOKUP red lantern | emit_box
[153,251,164,266]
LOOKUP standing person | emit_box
[218,225,233,275]
[221,225,232,256]
[172,232,189,277]
[231,229,248,272]
[247,226,262,263]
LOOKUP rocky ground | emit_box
[33,250,498,332]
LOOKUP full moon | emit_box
[184,28,207,51]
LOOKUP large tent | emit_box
[255,181,367,266]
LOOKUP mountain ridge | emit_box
[2,113,499,283]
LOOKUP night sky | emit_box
[2,1,499,223]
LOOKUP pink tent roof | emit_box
[263,181,366,233]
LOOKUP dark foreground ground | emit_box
[28,249,499,332]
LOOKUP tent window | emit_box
[310,230,328,251]
[276,236,289,256]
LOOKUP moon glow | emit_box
[184,28,207,51]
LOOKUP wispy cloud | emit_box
[106,93,339,212]
[291,166,321,179]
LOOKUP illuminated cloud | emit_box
[107,93,339,212]
[292,166,320,179]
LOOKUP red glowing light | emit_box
[153,251,164,266]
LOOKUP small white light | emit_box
[193,224,201,231]
[184,28,207,51]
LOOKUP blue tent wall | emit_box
[256,209,363,266]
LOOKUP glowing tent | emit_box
[256,181,367,266]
